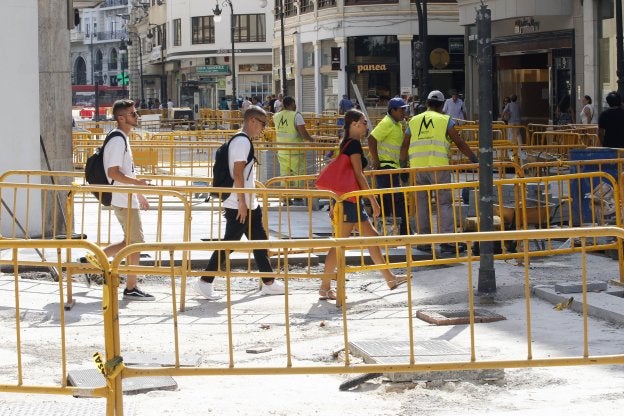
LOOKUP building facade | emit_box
[277,0,465,113]
[458,0,624,124]
[70,0,132,106]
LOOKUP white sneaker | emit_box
[194,279,223,300]
[260,280,285,296]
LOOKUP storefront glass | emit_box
[346,36,399,108]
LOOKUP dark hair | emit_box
[243,105,267,122]
[584,95,592,104]
[112,99,135,120]
[344,109,364,134]
[282,96,295,108]
[606,91,621,107]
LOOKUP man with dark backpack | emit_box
[99,99,154,301]
[196,105,285,300]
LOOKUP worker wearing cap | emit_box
[273,96,314,186]
[401,90,478,253]
[367,97,410,235]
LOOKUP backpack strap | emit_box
[228,132,256,182]
[103,130,128,152]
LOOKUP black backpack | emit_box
[211,132,255,200]
[85,131,127,206]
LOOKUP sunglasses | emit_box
[254,118,267,127]
[125,110,139,118]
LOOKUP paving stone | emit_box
[554,281,608,294]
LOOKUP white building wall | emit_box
[1,0,42,236]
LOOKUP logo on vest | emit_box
[417,116,435,136]
[278,117,289,127]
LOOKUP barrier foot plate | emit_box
[64,299,76,311]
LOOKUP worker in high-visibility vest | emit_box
[400,90,478,254]
[273,96,314,194]
[368,97,409,235]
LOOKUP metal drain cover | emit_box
[67,368,177,396]
[348,340,504,382]
[416,308,506,325]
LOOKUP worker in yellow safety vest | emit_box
[273,96,314,195]
[367,97,410,235]
[400,90,478,254]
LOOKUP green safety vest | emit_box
[273,110,302,143]
[371,114,403,168]
[407,110,451,167]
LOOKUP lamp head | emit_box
[259,0,267,7]
[213,2,223,23]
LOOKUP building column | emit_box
[581,0,598,108]
[398,34,413,97]
[313,40,323,113]
[336,37,347,97]
[294,31,303,108]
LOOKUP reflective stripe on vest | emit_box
[376,115,403,168]
[273,110,301,142]
[407,111,450,167]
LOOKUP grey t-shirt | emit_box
[503,101,521,124]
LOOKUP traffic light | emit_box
[413,41,424,69]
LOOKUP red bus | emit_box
[72,85,127,107]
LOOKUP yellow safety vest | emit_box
[407,110,451,167]
[371,114,404,168]
[273,110,302,143]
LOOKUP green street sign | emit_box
[117,72,129,86]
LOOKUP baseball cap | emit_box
[427,90,445,103]
[388,97,409,110]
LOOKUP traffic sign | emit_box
[117,72,129,86]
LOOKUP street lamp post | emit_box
[213,0,238,110]
[279,0,287,96]
[119,39,128,99]
[127,33,145,105]
[147,25,166,104]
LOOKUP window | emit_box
[109,48,118,70]
[192,16,215,44]
[173,18,181,46]
[234,14,266,42]
[317,0,336,8]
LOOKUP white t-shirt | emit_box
[274,99,283,113]
[223,134,258,210]
[295,112,305,126]
[580,104,597,124]
[103,129,138,209]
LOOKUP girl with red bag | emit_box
[319,109,408,301]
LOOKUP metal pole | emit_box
[476,2,496,296]
[421,0,429,99]
[617,0,624,97]
[229,1,238,110]
[138,36,145,105]
[280,0,287,96]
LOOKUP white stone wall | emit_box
[1,0,42,236]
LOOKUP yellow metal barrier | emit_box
[0,239,112,408]
[93,228,624,413]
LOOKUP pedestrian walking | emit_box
[101,99,154,300]
[319,109,408,301]
[598,91,624,148]
[367,97,410,235]
[401,90,478,255]
[338,94,354,115]
[196,106,285,300]
[580,95,597,124]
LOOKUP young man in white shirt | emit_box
[102,99,154,300]
[196,106,285,299]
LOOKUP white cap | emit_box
[427,90,445,102]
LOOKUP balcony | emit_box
[70,31,85,42]
[101,0,128,8]
[95,30,127,41]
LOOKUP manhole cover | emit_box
[67,368,177,396]
[416,308,506,325]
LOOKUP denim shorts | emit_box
[341,200,369,223]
